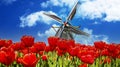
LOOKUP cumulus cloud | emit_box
[0,0,16,5]
[20,11,58,27]
[78,0,120,22]
[37,24,59,43]
[41,0,76,8]
[41,0,120,22]
[21,0,120,28]
[92,21,101,24]
[75,28,109,45]
[37,24,59,37]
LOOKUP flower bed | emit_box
[0,35,120,67]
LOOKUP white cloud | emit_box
[78,0,120,22]
[41,2,48,8]
[92,21,101,24]
[20,11,58,27]
[38,24,59,37]
[41,0,120,22]
[37,24,59,43]
[41,0,76,8]
[75,28,109,45]
[37,28,55,37]
[1,0,16,5]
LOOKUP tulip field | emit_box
[0,35,120,67]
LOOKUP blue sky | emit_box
[0,0,120,45]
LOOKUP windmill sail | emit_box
[69,26,89,36]
[43,0,90,40]
[59,30,74,40]
[66,1,78,21]
[68,32,74,39]
[55,25,64,37]
[43,12,63,24]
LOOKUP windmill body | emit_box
[43,1,89,40]
[55,23,74,40]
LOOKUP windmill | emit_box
[43,1,89,40]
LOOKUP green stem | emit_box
[56,56,59,67]
[62,55,64,67]
[95,58,99,67]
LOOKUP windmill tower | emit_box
[43,1,89,40]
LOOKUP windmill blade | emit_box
[52,26,57,32]
[43,12,63,24]
[59,25,65,38]
[66,0,79,22]
[55,25,65,37]
[69,26,89,36]
[68,32,74,39]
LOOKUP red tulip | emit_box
[78,50,95,64]
[108,44,116,52]
[80,54,95,64]
[57,47,64,56]
[4,40,12,47]
[66,39,75,48]
[20,53,38,67]
[57,39,68,51]
[42,55,47,61]
[0,39,5,48]
[16,57,22,64]
[118,55,120,59]
[94,41,106,50]
[0,47,15,66]
[30,42,46,53]
[21,48,29,55]
[44,46,51,52]
[0,39,12,48]
[0,51,6,64]
[44,46,55,52]
[13,42,25,51]
[104,57,111,64]
[111,49,119,58]
[68,46,79,56]
[48,36,59,49]
[107,44,119,58]
[117,44,120,50]
[39,51,44,56]
[79,63,87,67]
[21,35,34,47]
[29,46,37,53]
[94,50,100,58]
[33,42,46,52]
[101,49,109,56]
